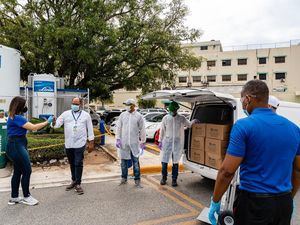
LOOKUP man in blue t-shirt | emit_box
[208,80,300,225]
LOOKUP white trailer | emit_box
[0,45,20,112]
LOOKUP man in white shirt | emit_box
[52,98,94,195]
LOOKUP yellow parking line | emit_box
[134,178,198,225]
[147,176,205,210]
[145,144,160,153]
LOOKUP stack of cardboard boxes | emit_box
[190,123,231,170]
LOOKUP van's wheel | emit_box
[218,211,234,225]
[92,120,98,126]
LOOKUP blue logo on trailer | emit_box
[34,81,55,92]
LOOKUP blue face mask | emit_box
[71,104,80,112]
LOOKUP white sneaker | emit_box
[8,197,22,205]
[21,195,39,206]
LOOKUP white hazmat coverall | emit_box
[116,111,146,160]
[159,114,192,163]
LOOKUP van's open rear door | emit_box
[141,88,233,103]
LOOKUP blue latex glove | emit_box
[47,116,54,124]
[208,198,221,225]
[158,142,162,150]
[116,139,122,148]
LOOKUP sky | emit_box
[184,0,300,46]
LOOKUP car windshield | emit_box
[148,114,166,122]
[144,113,161,121]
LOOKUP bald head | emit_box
[72,97,81,105]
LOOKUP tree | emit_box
[0,0,202,100]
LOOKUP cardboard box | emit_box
[205,138,228,156]
[206,124,231,140]
[205,152,223,170]
[190,148,205,164]
[191,136,205,150]
[192,123,206,137]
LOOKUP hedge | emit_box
[27,128,103,163]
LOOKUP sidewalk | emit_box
[0,135,163,192]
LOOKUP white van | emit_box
[143,89,300,180]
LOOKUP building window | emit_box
[259,73,267,80]
[178,77,187,83]
[237,74,247,81]
[275,73,286,80]
[207,60,216,67]
[222,59,231,66]
[200,46,208,50]
[275,56,285,63]
[207,75,216,82]
[222,75,231,82]
[238,58,247,65]
[258,57,267,64]
[192,76,202,82]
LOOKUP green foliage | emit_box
[27,133,65,162]
[137,99,156,109]
[0,0,202,100]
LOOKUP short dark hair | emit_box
[241,80,269,103]
[9,96,26,118]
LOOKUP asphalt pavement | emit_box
[0,172,299,225]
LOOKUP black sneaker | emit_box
[74,184,84,195]
[160,179,167,185]
[65,181,76,191]
[172,180,178,187]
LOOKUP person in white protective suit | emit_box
[158,101,197,187]
[116,99,146,188]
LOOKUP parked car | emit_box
[143,112,163,121]
[145,113,166,140]
[143,88,300,180]
[109,117,119,134]
[154,128,160,146]
[140,108,167,115]
[102,110,122,125]
[87,107,100,126]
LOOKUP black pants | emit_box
[234,190,293,225]
[65,146,85,185]
[161,162,178,181]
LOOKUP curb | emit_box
[100,146,118,161]
[0,174,121,193]
[139,164,184,174]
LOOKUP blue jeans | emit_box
[65,146,85,185]
[121,152,140,180]
[6,136,32,198]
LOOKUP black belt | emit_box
[240,190,291,198]
[8,135,26,140]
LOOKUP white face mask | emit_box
[126,106,131,112]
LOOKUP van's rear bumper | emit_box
[182,155,218,180]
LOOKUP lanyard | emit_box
[72,111,82,125]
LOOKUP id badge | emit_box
[73,125,77,132]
